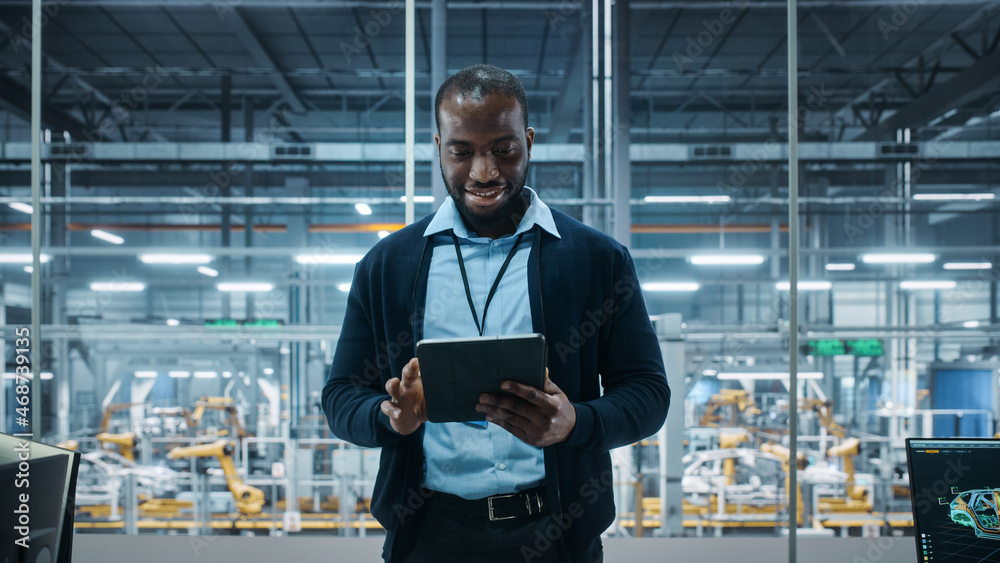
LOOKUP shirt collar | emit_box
[423,186,561,240]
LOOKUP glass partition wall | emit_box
[1,0,998,552]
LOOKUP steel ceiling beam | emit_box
[223,8,307,114]
[856,48,1000,141]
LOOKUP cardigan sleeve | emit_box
[563,246,671,451]
[322,261,410,448]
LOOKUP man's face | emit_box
[434,92,534,238]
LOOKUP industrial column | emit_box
[657,313,685,536]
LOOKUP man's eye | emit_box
[451,151,470,157]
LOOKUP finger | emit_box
[385,377,401,399]
[543,376,561,395]
[401,357,421,385]
[498,380,550,407]
[480,404,534,435]
[380,399,400,419]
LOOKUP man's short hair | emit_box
[434,64,529,132]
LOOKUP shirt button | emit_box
[493,241,500,247]
[498,463,507,470]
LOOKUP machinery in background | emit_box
[167,439,265,515]
[699,389,762,428]
[95,432,137,462]
[759,442,807,527]
[188,397,248,442]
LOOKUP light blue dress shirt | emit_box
[420,187,561,500]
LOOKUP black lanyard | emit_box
[452,231,527,337]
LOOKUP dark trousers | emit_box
[402,490,569,563]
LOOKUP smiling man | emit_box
[323,64,670,563]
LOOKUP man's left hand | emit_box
[476,372,576,447]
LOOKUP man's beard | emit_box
[442,164,530,236]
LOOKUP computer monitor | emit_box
[0,432,81,563]
[906,437,1000,562]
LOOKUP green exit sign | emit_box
[808,339,847,356]
[205,319,283,328]
[806,339,883,357]
[846,339,883,356]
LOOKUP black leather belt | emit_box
[433,487,546,522]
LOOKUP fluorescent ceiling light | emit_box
[337,283,352,292]
[168,371,190,378]
[399,195,435,203]
[691,254,765,265]
[263,368,274,375]
[295,254,364,265]
[23,266,32,273]
[8,202,33,214]
[776,281,832,291]
[217,282,273,292]
[90,282,146,291]
[355,203,373,215]
[825,263,855,271]
[140,253,213,264]
[943,262,991,270]
[197,266,219,277]
[194,371,217,379]
[964,321,981,328]
[861,253,936,264]
[913,193,995,201]
[134,371,158,379]
[222,371,233,378]
[900,280,956,290]
[717,372,824,380]
[91,229,124,244]
[378,230,390,239]
[702,369,718,376]
[166,319,180,326]
[642,282,701,291]
[279,346,291,355]
[643,195,731,204]
[0,253,51,264]
[9,372,55,381]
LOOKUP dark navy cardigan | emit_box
[323,209,670,562]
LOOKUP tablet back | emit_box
[416,333,547,423]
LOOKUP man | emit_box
[323,64,669,562]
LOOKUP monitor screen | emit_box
[0,432,81,563]
[906,438,1000,562]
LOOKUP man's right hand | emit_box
[380,357,427,435]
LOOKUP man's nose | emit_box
[469,154,499,183]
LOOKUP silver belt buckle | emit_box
[487,491,542,521]
[487,493,520,521]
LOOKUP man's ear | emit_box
[525,127,534,159]
[434,132,441,151]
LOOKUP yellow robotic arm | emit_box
[96,432,137,461]
[760,442,806,526]
[167,439,264,515]
[826,438,871,511]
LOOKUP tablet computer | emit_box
[415,333,547,423]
